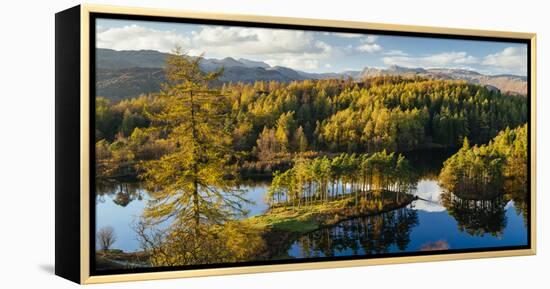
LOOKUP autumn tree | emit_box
[275,111,295,152]
[256,126,279,161]
[96,77,527,181]
[268,151,416,208]
[293,125,308,152]
[95,97,120,141]
[139,48,249,235]
[136,220,265,267]
[438,124,527,200]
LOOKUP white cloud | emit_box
[362,35,378,44]
[191,27,336,71]
[190,27,324,55]
[355,35,382,53]
[195,27,336,71]
[266,58,319,70]
[383,51,478,68]
[482,46,527,75]
[412,180,446,212]
[332,32,363,38]
[190,26,258,45]
[97,25,336,71]
[97,24,190,53]
[357,43,383,53]
[96,25,108,34]
[383,50,408,56]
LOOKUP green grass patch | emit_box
[245,190,414,235]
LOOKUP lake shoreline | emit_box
[97,190,416,267]
[248,190,416,232]
[246,190,416,258]
[95,250,150,270]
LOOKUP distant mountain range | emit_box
[96,48,527,100]
[359,65,527,96]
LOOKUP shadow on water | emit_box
[286,207,419,258]
[402,147,457,178]
[441,192,507,237]
[96,180,144,207]
[438,167,529,238]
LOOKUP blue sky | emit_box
[97,18,527,76]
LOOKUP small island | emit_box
[248,189,415,233]
[245,151,417,256]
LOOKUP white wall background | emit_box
[0,0,547,287]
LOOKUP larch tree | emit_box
[293,125,308,152]
[274,111,295,152]
[139,47,249,235]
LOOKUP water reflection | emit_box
[420,240,450,251]
[95,172,528,260]
[438,174,529,238]
[96,180,144,207]
[504,178,529,226]
[441,192,507,237]
[290,208,419,258]
[412,179,446,212]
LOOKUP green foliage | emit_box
[137,221,265,266]
[95,95,160,141]
[138,48,249,231]
[293,126,308,152]
[439,124,527,199]
[229,76,525,154]
[96,76,526,179]
[274,111,295,152]
[95,97,120,141]
[267,151,416,208]
[120,109,148,137]
[249,189,414,234]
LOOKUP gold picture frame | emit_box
[55,3,536,284]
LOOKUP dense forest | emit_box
[439,125,527,199]
[96,69,527,179]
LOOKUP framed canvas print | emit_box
[55,4,536,284]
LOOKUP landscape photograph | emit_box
[93,17,530,271]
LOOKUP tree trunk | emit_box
[190,90,200,236]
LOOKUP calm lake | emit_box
[95,149,528,257]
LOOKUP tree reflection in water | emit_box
[96,181,144,207]
[441,192,507,237]
[437,124,529,237]
[293,208,418,258]
[440,174,528,238]
[504,177,528,227]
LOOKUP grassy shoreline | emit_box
[95,250,150,270]
[246,190,416,234]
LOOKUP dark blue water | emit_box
[96,179,528,255]
[287,179,527,258]
[287,201,527,258]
